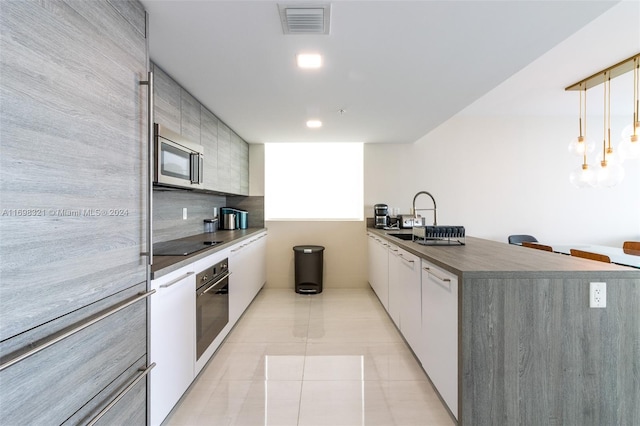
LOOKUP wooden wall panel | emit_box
[0,1,149,423]
[461,277,640,425]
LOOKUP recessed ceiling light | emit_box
[297,54,322,69]
[306,120,322,128]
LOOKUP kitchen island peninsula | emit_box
[367,228,640,426]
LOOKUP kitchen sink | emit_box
[387,233,414,241]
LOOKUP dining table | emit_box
[552,244,640,269]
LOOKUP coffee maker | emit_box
[374,204,389,229]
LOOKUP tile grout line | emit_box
[296,293,314,426]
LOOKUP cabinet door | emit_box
[228,233,267,324]
[200,106,219,190]
[387,242,401,327]
[150,271,196,426]
[399,248,421,351]
[421,259,458,418]
[367,233,376,291]
[374,237,389,309]
[239,139,249,195]
[367,234,389,308]
[217,122,232,193]
[180,90,201,143]
[0,285,147,425]
[153,63,182,133]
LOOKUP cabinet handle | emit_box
[422,266,451,282]
[86,363,156,426]
[0,290,155,372]
[139,70,154,265]
[199,272,231,296]
[399,253,414,263]
[159,271,194,289]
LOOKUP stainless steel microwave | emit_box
[154,123,204,190]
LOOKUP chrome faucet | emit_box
[412,191,437,226]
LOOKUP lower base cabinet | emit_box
[149,270,196,426]
[398,248,421,350]
[229,232,267,324]
[367,233,458,419]
[387,242,401,327]
[149,231,267,425]
[420,258,458,418]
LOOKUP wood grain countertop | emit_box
[367,228,639,279]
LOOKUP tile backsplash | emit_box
[153,188,265,242]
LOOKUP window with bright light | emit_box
[265,142,363,221]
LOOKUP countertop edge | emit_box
[367,227,640,277]
[151,228,267,280]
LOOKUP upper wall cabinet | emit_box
[180,90,200,143]
[153,65,181,133]
[151,62,248,196]
[200,106,219,190]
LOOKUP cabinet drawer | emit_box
[0,285,147,425]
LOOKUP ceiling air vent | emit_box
[278,4,331,35]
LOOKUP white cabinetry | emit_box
[367,232,389,309]
[387,241,401,327]
[399,248,421,350]
[229,232,267,324]
[149,270,196,426]
[420,259,458,418]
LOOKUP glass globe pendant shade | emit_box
[595,161,625,187]
[619,126,640,160]
[567,135,595,157]
[621,122,640,140]
[569,164,596,188]
[596,143,623,166]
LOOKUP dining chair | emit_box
[508,234,538,245]
[623,241,640,255]
[570,249,611,263]
[522,241,553,252]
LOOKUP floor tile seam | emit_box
[296,291,315,426]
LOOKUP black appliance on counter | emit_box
[153,239,223,256]
[374,204,389,229]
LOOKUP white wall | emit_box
[366,115,639,246]
[365,1,640,246]
[256,1,640,290]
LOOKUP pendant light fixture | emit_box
[619,56,640,160]
[568,84,595,188]
[595,72,624,187]
[565,53,640,188]
[567,85,595,157]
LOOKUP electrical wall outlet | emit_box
[182,207,188,220]
[589,282,606,308]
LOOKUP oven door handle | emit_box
[198,272,231,296]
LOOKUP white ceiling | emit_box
[141,0,620,144]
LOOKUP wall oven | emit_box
[195,258,229,360]
[154,123,204,190]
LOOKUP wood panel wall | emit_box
[461,275,640,425]
[0,0,149,422]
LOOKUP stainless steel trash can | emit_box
[293,245,324,294]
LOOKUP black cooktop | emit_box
[153,240,223,256]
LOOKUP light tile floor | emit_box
[165,288,455,426]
